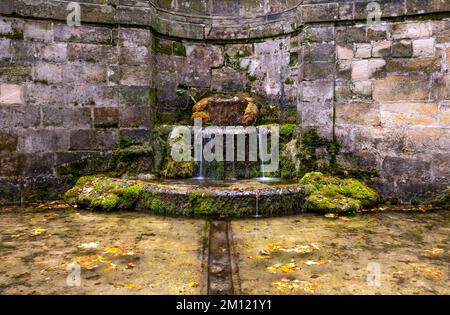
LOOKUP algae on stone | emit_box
[300,172,380,214]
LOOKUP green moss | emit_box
[172,42,186,57]
[154,37,172,55]
[289,52,298,67]
[280,123,296,139]
[299,172,380,214]
[162,159,193,179]
[305,191,361,214]
[431,189,450,210]
[0,29,24,40]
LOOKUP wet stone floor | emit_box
[0,203,449,295]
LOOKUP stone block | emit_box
[25,83,66,106]
[386,49,441,73]
[431,75,450,100]
[38,42,67,63]
[367,25,388,41]
[119,129,150,146]
[0,64,31,83]
[372,40,391,58]
[303,25,334,43]
[119,106,151,128]
[94,107,119,128]
[352,80,372,98]
[440,104,450,126]
[391,40,413,57]
[413,38,435,58]
[431,20,450,43]
[337,44,353,60]
[22,153,55,177]
[405,128,450,152]
[42,107,91,128]
[119,86,150,106]
[303,62,334,81]
[23,20,53,42]
[380,102,438,126]
[0,153,24,177]
[301,3,339,23]
[119,45,149,65]
[392,22,431,39]
[68,43,117,64]
[304,43,334,62]
[211,68,245,92]
[0,131,17,151]
[18,129,69,153]
[85,63,108,84]
[373,75,429,101]
[67,85,118,107]
[0,39,11,60]
[300,81,334,103]
[335,102,380,126]
[32,63,63,84]
[0,84,23,104]
[354,43,371,59]
[0,105,40,128]
[120,65,149,86]
[54,24,112,44]
[70,129,118,150]
[300,101,333,138]
[351,60,369,81]
[336,59,352,80]
[336,26,366,43]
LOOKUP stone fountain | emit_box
[65,95,307,217]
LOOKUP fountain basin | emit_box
[65,176,306,217]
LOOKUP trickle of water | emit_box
[254,191,262,218]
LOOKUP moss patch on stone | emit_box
[64,176,144,212]
[300,172,380,214]
[431,189,450,210]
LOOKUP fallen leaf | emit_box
[324,213,337,219]
[188,281,199,288]
[32,227,46,235]
[124,283,136,289]
[418,266,443,278]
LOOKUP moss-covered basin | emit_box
[65,176,305,217]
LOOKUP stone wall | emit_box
[0,15,154,203]
[298,18,450,200]
[0,0,449,203]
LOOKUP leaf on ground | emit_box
[103,266,117,272]
[105,247,119,254]
[338,216,351,221]
[267,262,300,274]
[272,279,319,293]
[32,228,46,235]
[124,283,136,289]
[255,249,271,260]
[188,281,199,288]
[418,266,443,278]
[265,242,319,254]
[324,213,337,219]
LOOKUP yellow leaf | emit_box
[124,283,136,289]
[105,247,119,254]
[32,227,46,235]
[324,213,337,219]
[188,281,198,288]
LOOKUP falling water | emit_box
[193,128,204,180]
[257,130,270,181]
[254,191,262,218]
